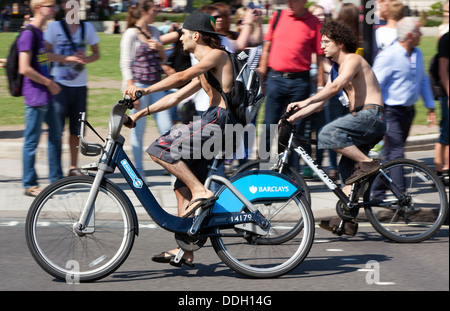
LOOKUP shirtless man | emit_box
[123,12,234,266]
[286,21,386,235]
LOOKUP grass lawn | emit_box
[0,32,443,128]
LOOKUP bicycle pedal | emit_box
[189,210,208,235]
[173,249,185,264]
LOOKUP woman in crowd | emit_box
[120,0,172,179]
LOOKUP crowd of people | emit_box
[11,0,449,204]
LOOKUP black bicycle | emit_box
[234,111,448,243]
[25,94,315,282]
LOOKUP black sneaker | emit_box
[345,160,380,185]
[319,217,358,236]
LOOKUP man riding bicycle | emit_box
[286,21,386,235]
[123,12,234,267]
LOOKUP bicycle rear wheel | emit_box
[210,194,314,278]
[25,176,136,282]
[364,159,448,243]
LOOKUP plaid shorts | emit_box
[146,106,229,189]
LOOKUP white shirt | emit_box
[44,21,99,87]
[375,27,397,51]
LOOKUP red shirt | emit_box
[264,10,324,72]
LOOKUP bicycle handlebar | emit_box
[110,91,143,140]
[278,108,318,146]
[118,91,143,109]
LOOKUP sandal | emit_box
[69,168,83,176]
[319,217,358,236]
[181,196,218,219]
[24,186,43,197]
[170,257,195,268]
[151,251,176,264]
[151,251,195,268]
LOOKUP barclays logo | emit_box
[249,185,289,194]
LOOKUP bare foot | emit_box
[181,190,216,219]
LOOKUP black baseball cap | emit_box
[182,12,225,36]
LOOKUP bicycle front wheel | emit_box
[25,176,136,282]
[210,194,314,278]
[364,159,448,243]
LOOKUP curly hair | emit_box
[321,20,358,54]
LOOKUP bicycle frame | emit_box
[277,130,410,212]
[280,141,351,205]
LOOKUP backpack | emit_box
[429,53,444,99]
[5,25,38,97]
[205,51,265,126]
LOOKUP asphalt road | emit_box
[1,217,448,292]
[0,150,448,294]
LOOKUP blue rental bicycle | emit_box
[25,93,314,282]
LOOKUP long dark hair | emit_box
[126,0,154,29]
[200,32,225,50]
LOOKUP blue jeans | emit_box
[263,70,310,170]
[23,102,63,189]
[131,83,172,176]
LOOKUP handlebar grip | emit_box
[135,91,143,100]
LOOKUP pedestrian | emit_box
[18,0,62,197]
[212,2,263,53]
[258,0,324,170]
[123,12,234,267]
[438,1,448,39]
[44,0,100,177]
[373,17,436,168]
[120,0,171,179]
[375,0,404,53]
[434,31,449,185]
[370,0,392,63]
[2,5,10,32]
[300,3,327,179]
[286,20,386,236]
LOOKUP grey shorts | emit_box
[318,108,386,150]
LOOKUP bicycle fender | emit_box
[212,170,302,213]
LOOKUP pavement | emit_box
[0,122,440,222]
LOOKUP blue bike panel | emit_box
[212,171,301,213]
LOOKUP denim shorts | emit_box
[318,108,386,150]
